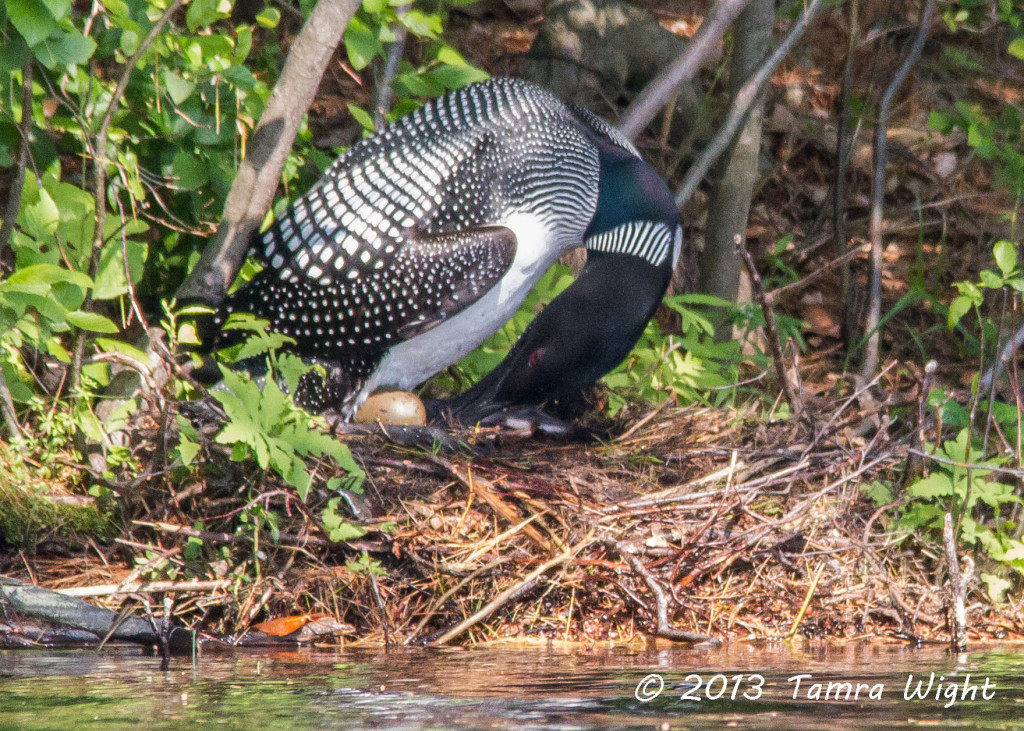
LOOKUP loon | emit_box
[208,77,681,420]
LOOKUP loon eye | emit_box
[529,350,542,367]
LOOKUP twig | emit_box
[674,0,824,208]
[605,540,719,644]
[373,26,407,128]
[769,243,871,301]
[859,0,938,380]
[738,240,805,418]
[979,318,1024,395]
[906,448,1024,480]
[56,580,231,598]
[786,562,825,638]
[0,60,33,272]
[70,0,188,394]
[428,536,592,646]
[834,0,860,341]
[434,459,560,553]
[405,555,513,643]
[942,512,972,652]
[618,0,751,140]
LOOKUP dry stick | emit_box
[942,512,972,652]
[859,0,938,380]
[373,25,407,128]
[405,555,513,643]
[606,540,719,644]
[0,60,33,271]
[57,580,231,598]
[176,0,361,305]
[738,240,805,418]
[428,536,592,646]
[834,0,860,341]
[785,562,825,639]
[674,0,824,209]
[768,243,871,302]
[68,0,188,395]
[618,0,752,140]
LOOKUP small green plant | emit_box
[603,294,745,415]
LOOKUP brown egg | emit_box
[354,390,427,426]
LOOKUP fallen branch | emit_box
[605,539,719,644]
[57,580,231,598]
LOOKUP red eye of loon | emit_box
[529,350,541,367]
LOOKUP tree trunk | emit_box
[697,0,773,337]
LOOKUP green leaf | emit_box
[979,269,1004,289]
[255,5,279,27]
[344,16,381,70]
[981,573,1012,603]
[5,0,57,46]
[947,295,973,329]
[93,239,146,300]
[429,63,489,90]
[162,71,195,105]
[908,472,955,498]
[20,187,59,238]
[347,103,375,131]
[1009,38,1024,60]
[171,150,208,190]
[186,0,231,32]
[32,27,95,69]
[66,310,119,333]
[7,263,91,289]
[399,9,441,37]
[993,240,1017,277]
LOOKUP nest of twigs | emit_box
[10,373,1023,649]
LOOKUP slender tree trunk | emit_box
[175,0,361,306]
[698,0,774,338]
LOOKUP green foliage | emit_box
[343,0,488,129]
[897,421,1024,580]
[199,317,365,501]
[603,294,744,416]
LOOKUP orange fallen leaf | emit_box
[254,613,329,637]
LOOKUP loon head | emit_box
[445,133,681,425]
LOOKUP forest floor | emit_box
[2,1,1023,649]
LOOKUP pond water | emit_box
[1,642,1022,729]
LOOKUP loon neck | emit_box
[446,251,670,423]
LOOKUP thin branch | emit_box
[674,0,824,208]
[373,26,407,128]
[738,239,805,418]
[833,0,859,342]
[618,0,752,141]
[70,0,188,394]
[0,61,34,273]
[859,0,938,380]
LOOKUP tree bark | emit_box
[697,0,773,336]
[175,0,361,305]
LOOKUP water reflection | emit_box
[1,643,1022,729]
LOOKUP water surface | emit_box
[1,642,1022,729]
